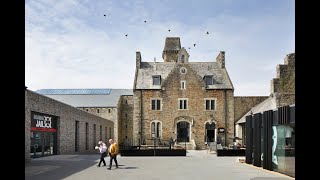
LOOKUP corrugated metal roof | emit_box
[36,89,112,95]
[35,89,133,107]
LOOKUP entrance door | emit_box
[30,131,56,158]
[177,121,190,142]
[205,122,216,142]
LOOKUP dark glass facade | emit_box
[245,105,295,177]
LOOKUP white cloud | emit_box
[25,0,294,97]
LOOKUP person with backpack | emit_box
[96,141,107,167]
[107,138,119,170]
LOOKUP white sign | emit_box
[35,116,52,128]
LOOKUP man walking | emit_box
[107,139,119,170]
[96,141,107,167]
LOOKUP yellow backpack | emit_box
[110,143,119,155]
[114,143,119,155]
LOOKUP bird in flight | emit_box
[125,34,128,37]
[168,29,171,32]
[193,44,196,47]
[206,31,209,34]
[188,47,191,49]
[144,20,147,23]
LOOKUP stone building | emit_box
[25,89,114,162]
[132,37,236,149]
[29,37,290,151]
[36,89,133,144]
[235,52,295,144]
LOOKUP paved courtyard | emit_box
[25,150,294,180]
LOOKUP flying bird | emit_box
[193,44,196,47]
[188,47,191,49]
[144,20,147,23]
[104,14,106,17]
[125,34,128,37]
[168,29,171,32]
[206,31,209,34]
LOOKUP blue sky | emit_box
[25,0,294,96]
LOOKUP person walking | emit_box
[107,139,119,170]
[96,141,107,167]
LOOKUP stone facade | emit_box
[117,95,134,146]
[234,96,268,122]
[78,107,118,143]
[133,37,235,149]
[25,90,114,163]
[271,53,295,106]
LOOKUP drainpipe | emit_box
[224,90,227,146]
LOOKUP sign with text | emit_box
[31,112,57,132]
[218,128,225,134]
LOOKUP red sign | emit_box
[31,127,57,132]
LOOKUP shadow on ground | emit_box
[251,178,293,180]
[25,154,136,180]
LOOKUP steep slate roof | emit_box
[163,37,181,51]
[236,96,277,124]
[135,62,234,89]
[36,89,133,107]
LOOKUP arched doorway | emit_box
[177,121,190,142]
[205,122,216,142]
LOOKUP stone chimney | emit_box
[216,51,225,68]
[162,37,181,62]
[136,51,141,69]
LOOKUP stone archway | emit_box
[174,116,192,143]
[177,121,190,142]
[204,119,217,143]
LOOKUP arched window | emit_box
[157,122,161,138]
[151,122,155,137]
[150,121,162,138]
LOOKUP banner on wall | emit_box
[31,112,58,132]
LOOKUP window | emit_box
[93,124,96,149]
[150,121,162,138]
[151,122,155,136]
[97,109,100,113]
[181,55,185,63]
[152,75,161,85]
[105,127,108,141]
[100,125,102,141]
[125,113,127,119]
[125,100,128,104]
[205,99,216,110]
[108,109,111,113]
[151,99,161,110]
[85,122,89,150]
[181,81,186,90]
[204,76,214,85]
[157,122,161,138]
[86,108,88,112]
[126,125,127,128]
[109,127,112,139]
[75,121,79,152]
[178,98,188,110]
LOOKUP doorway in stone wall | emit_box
[205,122,216,143]
[177,121,190,142]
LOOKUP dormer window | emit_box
[204,76,214,85]
[153,75,161,85]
